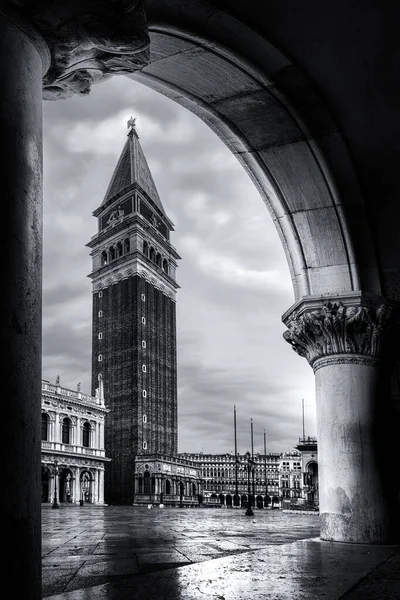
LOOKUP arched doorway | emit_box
[305,461,319,507]
[80,471,92,504]
[59,468,73,503]
[256,495,264,509]
[226,494,232,507]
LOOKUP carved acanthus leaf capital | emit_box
[6,0,150,99]
[283,301,393,367]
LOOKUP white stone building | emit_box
[41,377,110,505]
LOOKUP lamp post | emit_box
[52,460,59,509]
[245,451,254,516]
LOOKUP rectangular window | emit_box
[98,354,102,362]
[143,414,147,423]
[98,333,103,340]
[141,294,146,301]
[142,340,146,348]
[143,390,147,398]
[143,441,147,450]
[142,365,146,373]
[141,316,146,325]
[99,291,103,298]
[98,310,103,317]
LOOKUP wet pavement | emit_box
[42,505,400,599]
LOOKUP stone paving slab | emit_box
[41,505,399,599]
[43,540,399,600]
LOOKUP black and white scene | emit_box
[2,1,400,599]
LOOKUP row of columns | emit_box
[43,467,105,504]
[44,415,105,447]
[136,476,200,496]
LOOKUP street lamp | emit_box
[52,460,59,509]
[245,452,254,516]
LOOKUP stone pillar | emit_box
[283,295,400,543]
[99,469,105,504]
[1,9,48,599]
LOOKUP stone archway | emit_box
[2,2,400,597]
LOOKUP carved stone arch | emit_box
[129,5,380,302]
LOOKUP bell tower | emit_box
[87,118,180,504]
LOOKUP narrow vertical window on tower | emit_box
[143,415,147,423]
[141,293,145,301]
[141,317,146,325]
[142,340,146,348]
[98,354,102,362]
[98,291,103,298]
[98,333,103,340]
[98,310,103,317]
[143,442,147,450]
[142,365,146,372]
[143,390,147,398]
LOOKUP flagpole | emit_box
[264,429,267,508]
[251,418,255,508]
[234,405,238,508]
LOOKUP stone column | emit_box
[283,294,400,543]
[1,9,48,599]
[99,469,105,504]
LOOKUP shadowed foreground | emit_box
[42,505,399,599]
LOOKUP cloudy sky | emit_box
[42,74,316,455]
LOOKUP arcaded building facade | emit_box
[41,377,109,505]
[87,119,201,504]
[179,450,311,508]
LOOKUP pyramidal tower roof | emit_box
[101,117,166,216]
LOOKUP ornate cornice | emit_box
[283,298,394,369]
[4,0,150,100]
[92,256,177,300]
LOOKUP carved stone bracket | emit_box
[4,0,150,99]
[283,296,394,369]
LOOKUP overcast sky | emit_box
[42,74,316,455]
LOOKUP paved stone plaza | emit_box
[42,505,399,599]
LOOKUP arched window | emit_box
[144,471,151,494]
[116,242,123,258]
[41,413,49,441]
[143,240,149,256]
[149,246,155,262]
[101,251,108,266]
[82,422,90,448]
[165,479,171,495]
[124,238,130,253]
[156,253,161,267]
[109,246,115,261]
[162,259,169,274]
[62,418,71,444]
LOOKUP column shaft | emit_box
[1,14,44,600]
[315,356,399,543]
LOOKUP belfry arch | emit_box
[2,2,400,598]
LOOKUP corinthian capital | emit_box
[283,296,394,368]
[3,0,150,99]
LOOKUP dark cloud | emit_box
[42,75,316,454]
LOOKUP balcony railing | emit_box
[41,440,106,458]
